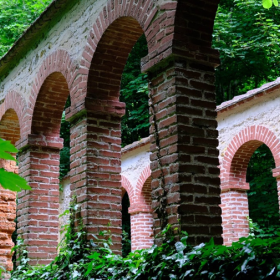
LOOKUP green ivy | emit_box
[214,0,280,104]
[0,138,31,192]
[0,0,53,58]
[10,218,280,280]
[262,0,279,9]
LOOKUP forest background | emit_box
[0,0,280,237]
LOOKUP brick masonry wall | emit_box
[130,212,153,250]
[0,0,225,264]
[141,0,222,245]
[147,58,222,245]
[0,167,16,276]
[220,191,249,245]
[129,177,154,250]
[68,98,125,253]
[17,142,62,265]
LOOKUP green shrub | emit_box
[10,201,280,280]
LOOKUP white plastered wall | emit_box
[121,142,151,191]
[217,88,280,164]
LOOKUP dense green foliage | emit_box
[0,0,52,58]
[60,111,70,179]
[122,192,131,257]
[10,207,280,280]
[214,0,280,104]
[120,35,149,146]
[247,145,280,232]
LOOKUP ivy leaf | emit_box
[273,0,279,6]
[0,169,31,191]
[0,139,18,161]
[262,0,273,9]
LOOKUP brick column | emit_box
[220,186,250,245]
[143,56,223,245]
[129,207,153,251]
[0,158,17,278]
[66,98,125,253]
[17,134,63,265]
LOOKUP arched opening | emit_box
[0,108,20,274]
[32,72,70,136]
[88,17,145,101]
[0,109,20,145]
[122,191,131,257]
[221,139,264,244]
[221,133,280,245]
[19,71,71,265]
[247,144,280,234]
[120,34,149,146]
[84,16,150,252]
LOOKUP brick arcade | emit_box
[0,0,224,277]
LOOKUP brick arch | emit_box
[27,50,78,136]
[74,0,176,104]
[130,165,152,212]
[135,165,151,196]
[121,175,134,203]
[221,125,280,191]
[0,90,27,140]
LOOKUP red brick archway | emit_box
[67,0,178,252]
[65,0,222,251]
[15,50,76,265]
[0,0,224,267]
[25,50,78,138]
[220,125,280,245]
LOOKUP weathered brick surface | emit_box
[67,98,125,253]
[147,57,222,245]
[0,185,16,274]
[0,108,21,275]
[17,141,61,265]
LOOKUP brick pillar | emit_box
[145,56,223,245]
[0,158,17,278]
[17,134,63,265]
[66,98,125,253]
[220,188,250,245]
[129,208,153,251]
[129,176,153,250]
